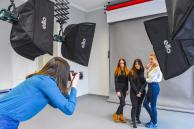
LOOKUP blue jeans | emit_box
[0,116,19,129]
[143,83,160,125]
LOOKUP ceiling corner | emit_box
[70,2,88,12]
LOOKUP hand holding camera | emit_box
[70,73,79,88]
[69,71,83,88]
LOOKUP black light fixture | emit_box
[53,0,70,43]
[1,0,96,67]
[0,0,18,23]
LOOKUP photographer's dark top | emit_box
[129,70,147,94]
[115,71,129,92]
[0,75,77,121]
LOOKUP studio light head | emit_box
[53,34,65,42]
[0,1,18,23]
[53,0,70,43]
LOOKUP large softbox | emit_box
[144,16,191,80]
[173,8,194,65]
[61,23,96,66]
[165,0,194,38]
[180,40,194,65]
[165,0,194,65]
[10,0,54,60]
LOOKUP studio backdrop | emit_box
[108,14,194,113]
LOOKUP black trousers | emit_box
[130,89,145,122]
[116,89,127,115]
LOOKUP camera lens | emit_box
[69,71,83,80]
[79,72,83,80]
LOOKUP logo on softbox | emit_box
[41,17,47,30]
[81,38,86,48]
[163,40,172,54]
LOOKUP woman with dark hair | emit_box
[129,59,147,128]
[113,58,129,123]
[0,57,80,129]
[143,53,162,128]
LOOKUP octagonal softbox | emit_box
[61,23,96,66]
[10,0,54,60]
[144,16,191,80]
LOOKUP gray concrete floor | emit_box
[20,95,194,129]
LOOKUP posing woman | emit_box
[113,58,129,123]
[129,59,147,128]
[143,53,162,128]
[0,57,80,129]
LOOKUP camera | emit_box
[69,71,83,80]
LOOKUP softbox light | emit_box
[165,0,194,38]
[173,8,194,65]
[10,0,54,60]
[180,40,194,65]
[61,23,96,66]
[144,16,191,80]
[165,0,194,65]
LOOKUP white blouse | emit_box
[144,66,163,83]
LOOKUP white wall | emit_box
[0,1,89,98]
[0,0,38,90]
[63,6,89,96]
[0,0,109,97]
[44,7,110,97]
[12,53,39,86]
[106,0,166,23]
[0,1,110,129]
[86,9,109,96]
[42,5,89,97]
[19,5,90,129]
[0,18,13,89]
[41,7,110,97]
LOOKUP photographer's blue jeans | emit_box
[143,82,160,125]
[0,116,19,129]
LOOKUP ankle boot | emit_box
[136,118,141,124]
[132,122,137,128]
[113,113,119,122]
[119,114,126,123]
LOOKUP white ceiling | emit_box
[21,0,108,12]
[69,0,108,12]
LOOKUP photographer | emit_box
[0,57,80,129]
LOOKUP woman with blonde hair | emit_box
[113,58,129,123]
[143,53,163,128]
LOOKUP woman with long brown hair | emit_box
[143,53,162,128]
[129,59,147,128]
[113,58,129,123]
[0,57,79,129]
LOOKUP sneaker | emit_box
[146,121,152,126]
[146,122,158,128]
